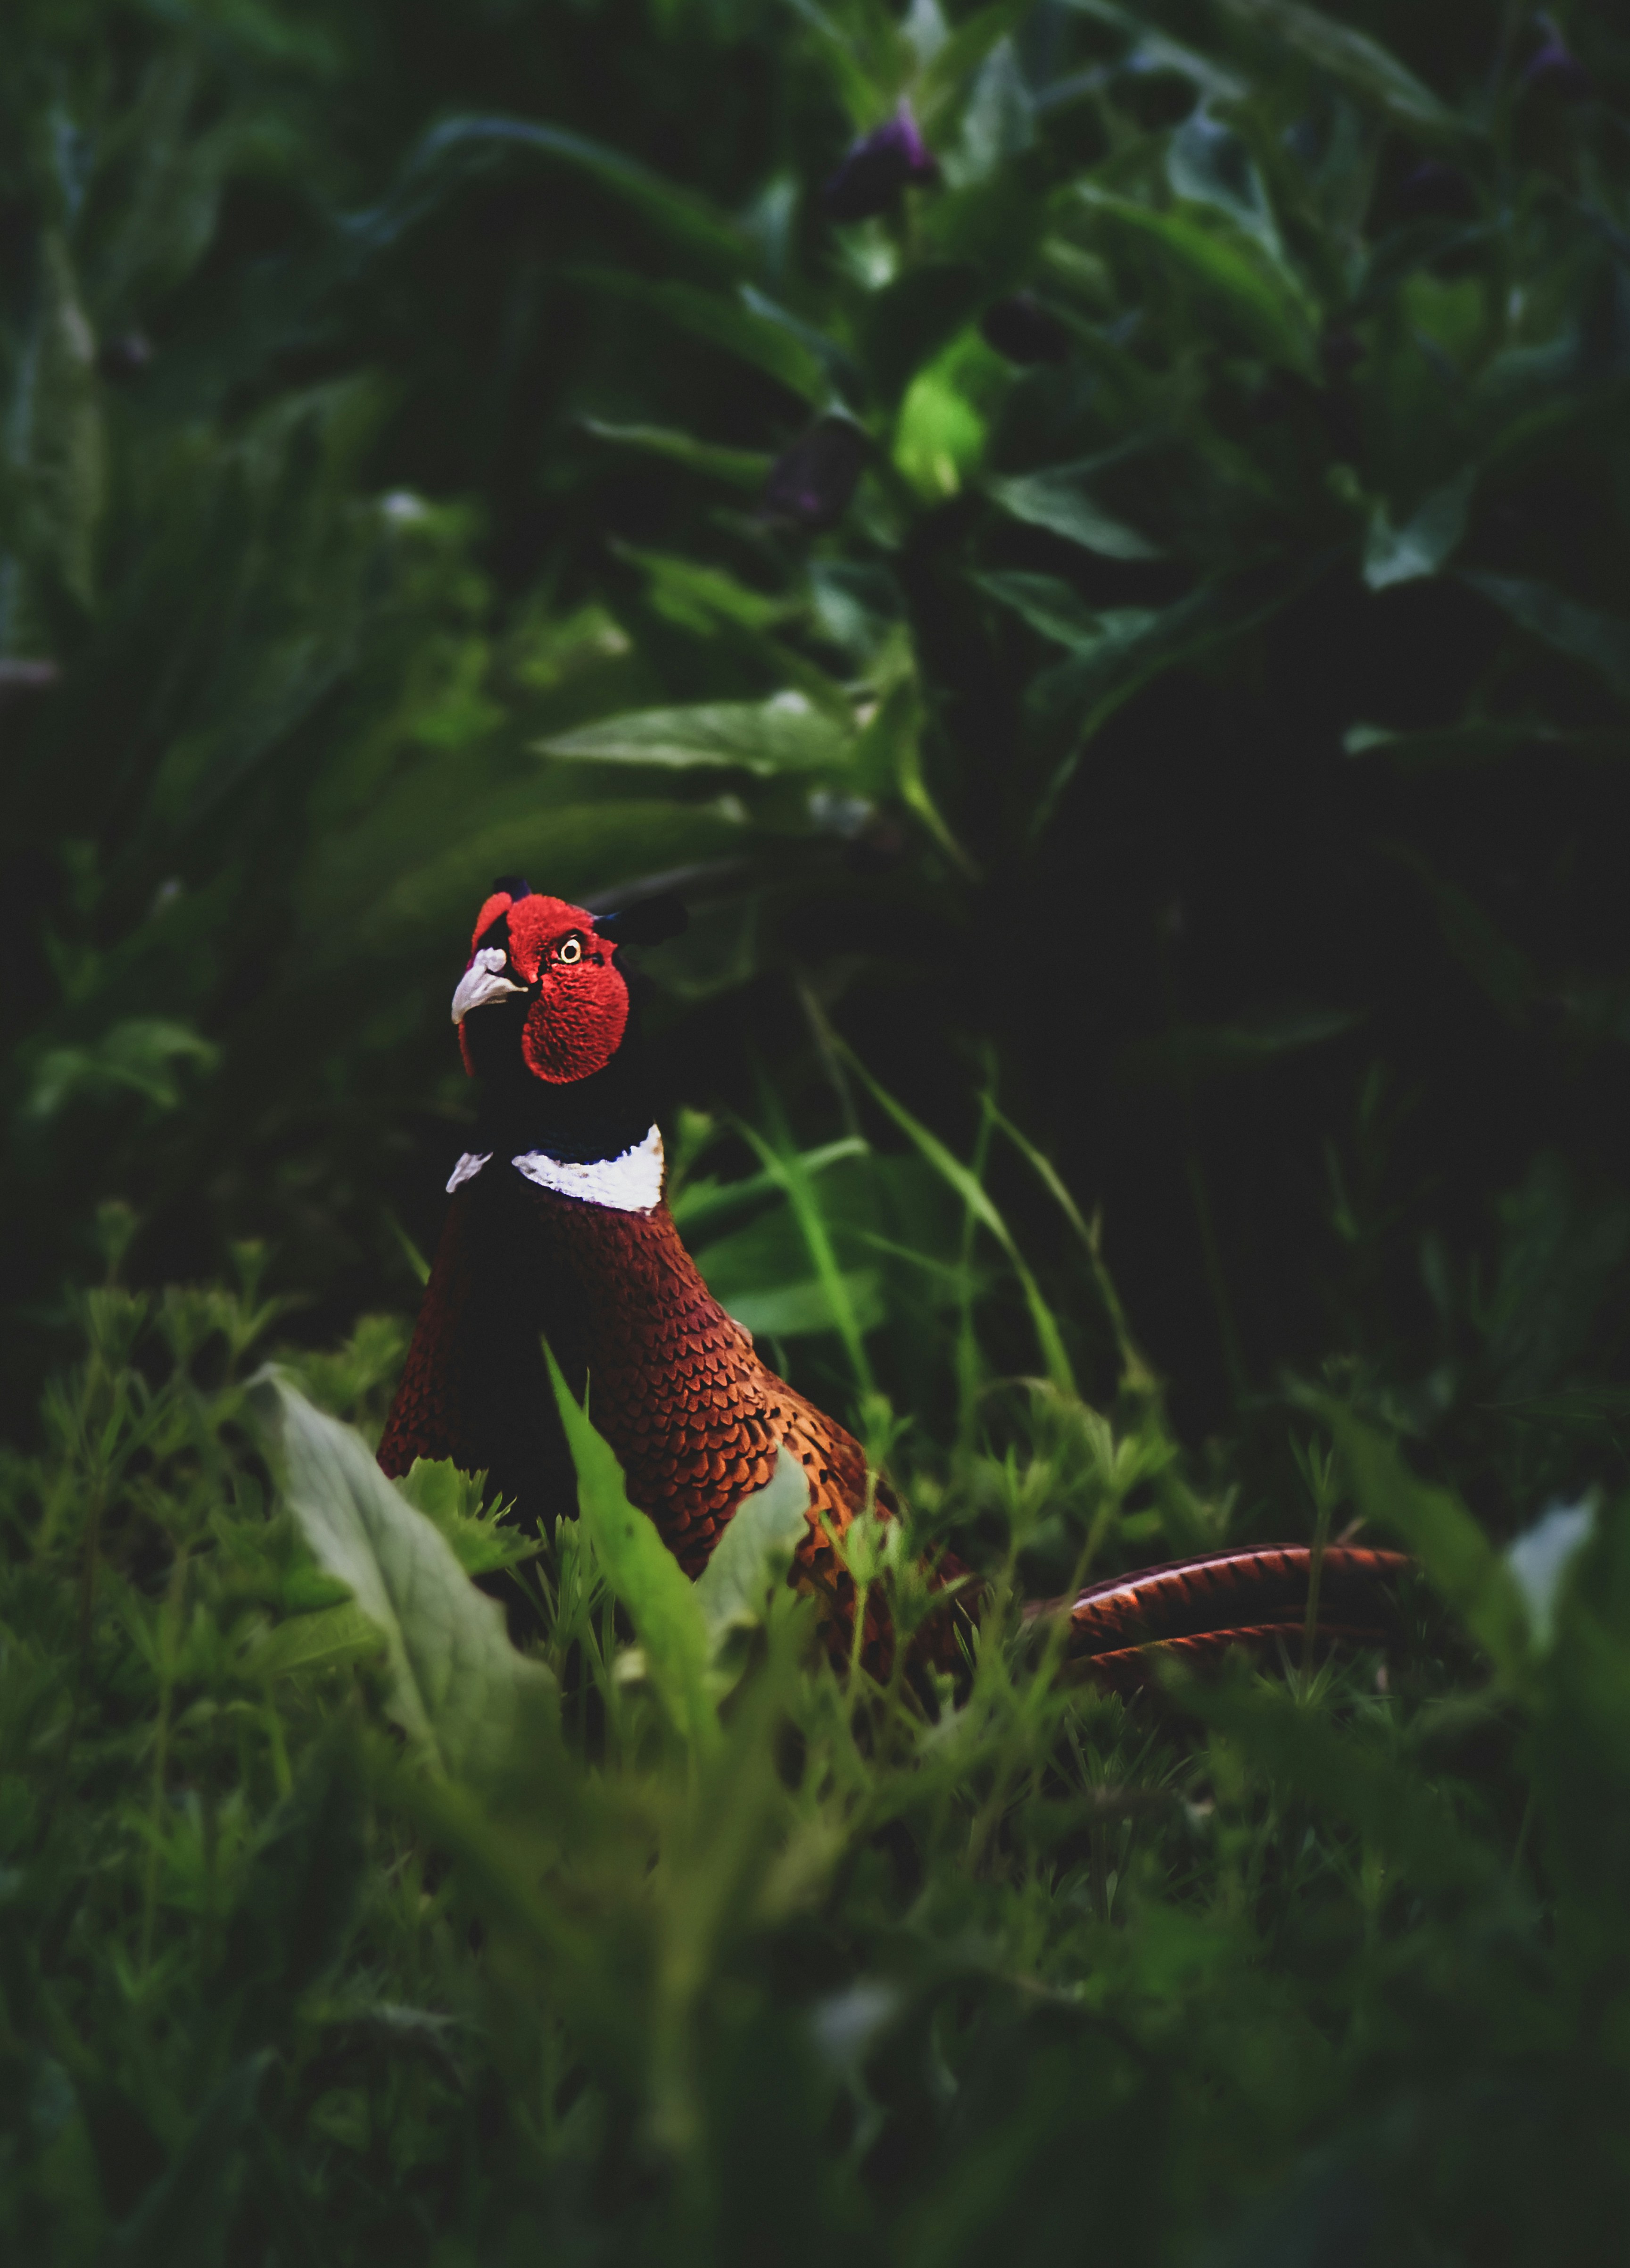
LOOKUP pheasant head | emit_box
[452,882,633,1085]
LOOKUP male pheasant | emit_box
[378,881,1406,1680]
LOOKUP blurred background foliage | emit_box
[4,0,1630,2257]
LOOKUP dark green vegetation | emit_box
[4,0,1630,2259]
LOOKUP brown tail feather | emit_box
[1029,1545,1410,1686]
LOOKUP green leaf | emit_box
[580,420,772,490]
[351,116,750,273]
[394,1458,539,1575]
[1218,0,1466,136]
[1167,108,1281,258]
[976,571,1158,651]
[538,694,854,775]
[916,0,1029,130]
[615,545,801,635]
[252,1369,554,1782]
[1364,469,1474,590]
[1460,575,1630,703]
[712,1269,885,1343]
[1321,1403,1531,1676]
[985,458,1162,559]
[567,268,828,403]
[251,1601,385,1681]
[544,1346,717,1754]
[23,1019,218,1122]
[693,1446,811,1680]
[1076,185,1318,376]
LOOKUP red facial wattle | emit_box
[453,889,629,1085]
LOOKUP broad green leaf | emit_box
[1076,185,1318,376]
[1321,1403,1531,1675]
[952,36,1035,184]
[251,1601,384,1682]
[252,1369,554,1781]
[985,460,1161,559]
[1055,0,1248,101]
[916,0,1029,129]
[712,1268,885,1342]
[349,115,750,272]
[545,1346,717,1755]
[538,695,854,775]
[1460,575,1630,703]
[1167,109,1281,258]
[976,572,1158,651]
[853,674,976,874]
[395,1458,539,1575]
[567,268,828,403]
[580,420,771,490]
[738,285,860,395]
[616,545,800,635]
[312,798,749,962]
[693,1446,811,1678]
[1364,470,1474,590]
[1219,0,1465,136]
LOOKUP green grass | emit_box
[4,1109,1628,2264]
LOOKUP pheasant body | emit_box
[379,1145,883,1626]
[378,878,1408,1681]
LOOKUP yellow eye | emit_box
[556,935,584,965]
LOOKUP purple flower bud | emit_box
[823,103,938,224]
[1522,28,1591,103]
[979,293,1070,366]
[762,416,869,531]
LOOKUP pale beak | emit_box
[451,946,525,1025]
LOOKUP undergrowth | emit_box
[3,1118,1626,2267]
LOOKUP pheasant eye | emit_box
[556,935,584,965]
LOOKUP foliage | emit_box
[1,1230,1627,2263]
[4,0,1630,2259]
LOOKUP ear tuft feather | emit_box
[593,891,689,947]
[493,874,532,901]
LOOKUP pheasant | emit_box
[378,881,1407,1681]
